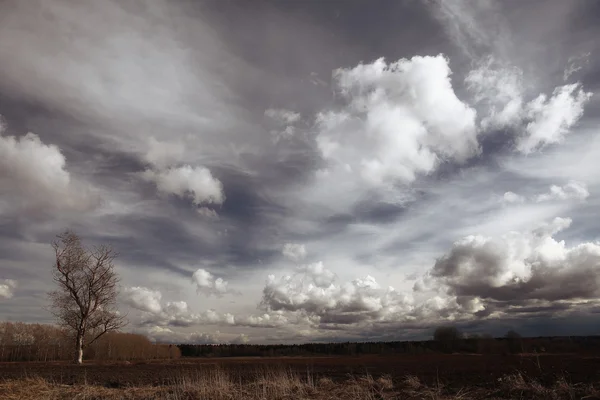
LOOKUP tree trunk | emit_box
[75,334,84,364]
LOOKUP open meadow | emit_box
[2,353,600,399]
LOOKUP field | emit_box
[2,353,600,399]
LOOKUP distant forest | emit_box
[3,321,600,362]
[178,333,600,358]
[0,322,180,362]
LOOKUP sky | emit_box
[0,0,599,345]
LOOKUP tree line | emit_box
[178,331,600,358]
[0,321,180,362]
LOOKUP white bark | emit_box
[76,334,83,364]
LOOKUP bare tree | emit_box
[49,231,127,364]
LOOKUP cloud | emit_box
[142,166,225,206]
[0,0,241,148]
[137,326,223,344]
[124,288,234,328]
[144,137,185,169]
[502,191,525,204]
[0,123,97,213]
[264,108,302,143]
[535,181,590,202]
[0,0,599,344]
[282,243,307,262]
[316,55,479,186]
[233,312,289,328]
[135,326,178,343]
[427,217,600,311]
[298,261,336,288]
[502,181,590,205]
[427,0,509,60]
[122,286,240,333]
[197,207,219,219]
[465,58,525,130]
[163,301,189,318]
[145,304,281,330]
[265,109,301,125]
[140,327,248,345]
[124,285,280,330]
[260,265,414,327]
[255,215,600,335]
[122,287,163,314]
[433,1,593,155]
[563,52,591,81]
[188,331,223,345]
[466,59,592,154]
[141,136,225,212]
[192,268,235,297]
[231,333,250,344]
[123,283,291,332]
[519,85,592,154]
[0,279,17,299]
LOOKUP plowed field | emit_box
[1,354,599,389]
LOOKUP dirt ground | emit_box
[1,353,599,389]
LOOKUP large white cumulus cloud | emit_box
[425,217,600,314]
[316,55,479,186]
[0,121,97,213]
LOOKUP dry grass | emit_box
[1,368,599,400]
[495,371,600,400]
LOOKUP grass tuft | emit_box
[1,368,600,399]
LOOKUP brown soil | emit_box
[1,353,598,389]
